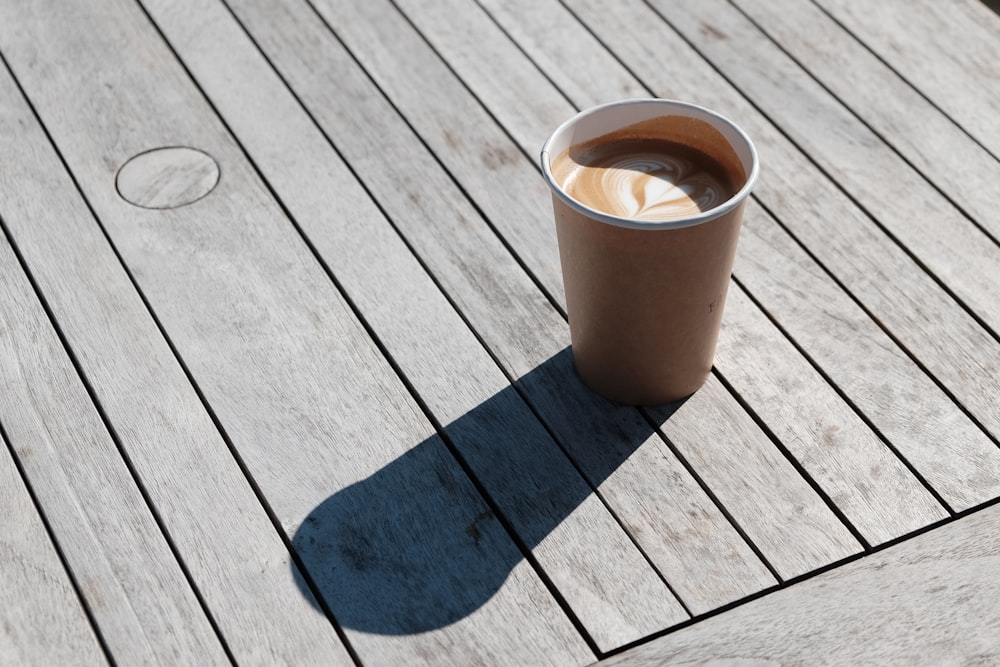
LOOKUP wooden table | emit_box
[3,0,1000,664]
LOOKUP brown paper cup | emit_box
[541,99,759,405]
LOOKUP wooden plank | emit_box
[0,46,354,666]
[648,0,1000,337]
[301,0,567,306]
[140,0,688,651]
[817,0,1000,160]
[398,0,950,547]
[0,0,591,664]
[470,0,952,542]
[717,283,947,543]
[0,433,107,666]
[732,0,1000,243]
[388,0,939,546]
[212,0,772,624]
[306,0,863,575]
[471,0,647,109]
[227,0,857,606]
[0,214,228,663]
[734,201,1000,511]
[599,504,1000,666]
[555,0,1000,509]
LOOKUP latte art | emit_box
[552,137,740,222]
[599,154,728,220]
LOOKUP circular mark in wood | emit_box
[116,146,220,209]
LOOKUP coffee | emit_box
[541,100,758,404]
[550,117,744,222]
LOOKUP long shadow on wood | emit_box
[291,347,684,635]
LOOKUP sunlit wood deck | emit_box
[3,0,1000,664]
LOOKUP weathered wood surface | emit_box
[0,37,353,666]
[733,0,1000,244]
[654,0,1000,339]
[600,501,1000,666]
[409,0,952,541]
[818,0,1000,160]
[221,0,780,620]
[2,0,1000,662]
[312,0,869,574]
[0,0,589,664]
[555,0,1000,510]
[0,432,107,666]
[0,192,228,664]
[141,0,687,651]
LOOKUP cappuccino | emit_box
[540,100,759,404]
[550,118,744,222]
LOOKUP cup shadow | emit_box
[291,347,685,635]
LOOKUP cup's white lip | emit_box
[540,98,760,230]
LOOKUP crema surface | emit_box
[553,137,737,221]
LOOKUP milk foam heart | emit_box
[552,137,738,222]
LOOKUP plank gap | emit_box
[808,0,1000,168]
[0,64,239,664]
[636,0,1000,355]
[725,0,1000,252]
[298,0,567,318]
[749,191,1000,459]
[728,269,958,517]
[0,419,114,665]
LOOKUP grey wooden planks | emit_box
[651,0,1000,337]
[140,0,688,651]
[222,0,779,620]
[0,433,107,666]
[233,0,866,604]
[313,0,863,575]
[600,502,1000,666]
[553,0,1000,510]
[304,0,567,307]
[0,196,228,663]
[0,0,591,663]
[215,0,772,624]
[393,0,941,546]
[733,0,1000,243]
[716,283,947,544]
[399,0,943,548]
[817,0,1000,160]
[0,37,354,667]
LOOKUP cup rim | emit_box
[540,98,759,230]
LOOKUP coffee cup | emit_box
[541,99,759,405]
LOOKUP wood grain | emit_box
[650,0,1000,337]
[733,0,1000,243]
[305,0,568,306]
[817,0,1000,160]
[115,145,220,209]
[228,0,867,609]
[600,504,1000,666]
[472,0,647,108]
[559,0,1000,507]
[0,42,355,666]
[0,434,106,666]
[718,283,947,543]
[307,0,870,579]
[142,0,688,650]
[390,0,941,546]
[734,200,1000,512]
[224,0,774,623]
[0,0,592,663]
[0,208,228,664]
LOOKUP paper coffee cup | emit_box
[541,99,759,405]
